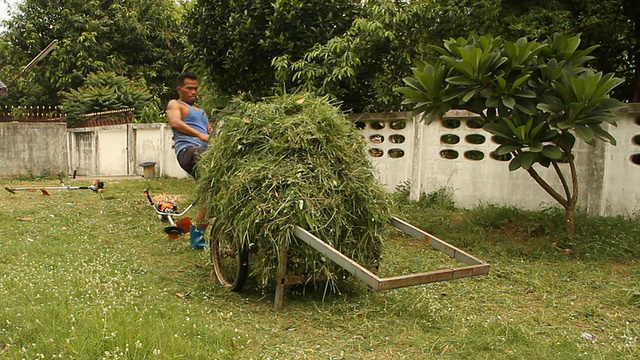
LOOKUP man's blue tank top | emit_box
[172,100,209,155]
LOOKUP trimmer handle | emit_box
[144,189,196,217]
[56,172,66,187]
[143,189,155,206]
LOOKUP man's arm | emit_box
[167,100,209,142]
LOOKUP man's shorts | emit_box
[177,146,207,178]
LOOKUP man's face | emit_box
[177,78,199,105]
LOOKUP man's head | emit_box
[176,72,199,105]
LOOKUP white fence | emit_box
[2,104,639,216]
[353,105,640,216]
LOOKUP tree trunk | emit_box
[525,148,578,243]
[565,204,575,242]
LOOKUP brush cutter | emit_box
[3,39,58,91]
[143,189,196,239]
[4,172,105,195]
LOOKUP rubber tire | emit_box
[208,219,249,292]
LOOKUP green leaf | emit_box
[486,96,500,108]
[589,124,617,145]
[509,154,523,171]
[514,101,537,115]
[520,152,536,170]
[402,77,426,92]
[537,103,560,114]
[593,97,626,113]
[496,76,507,90]
[447,76,476,86]
[538,156,551,168]
[513,89,537,99]
[541,145,563,159]
[462,89,478,103]
[483,123,514,139]
[540,129,560,142]
[574,125,594,143]
[515,125,527,141]
[529,142,543,152]
[512,74,531,89]
[502,96,516,109]
[529,121,548,139]
[558,132,576,150]
[496,145,522,155]
[502,118,519,134]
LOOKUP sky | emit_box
[0,0,17,23]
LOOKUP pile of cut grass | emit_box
[195,93,389,292]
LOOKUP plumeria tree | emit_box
[396,33,626,241]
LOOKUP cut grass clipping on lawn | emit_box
[1,178,639,359]
[195,93,389,292]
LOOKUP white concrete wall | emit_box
[0,122,68,177]
[3,105,639,216]
[97,127,128,175]
[599,110,640,215]
[354,106,640,216]
[352,113,415,191]
[67,123,189,178]
[132,123,188,178]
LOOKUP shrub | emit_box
[61,71,152,125]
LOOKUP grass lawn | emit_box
[0,177,638,359]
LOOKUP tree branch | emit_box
[568,151,579,205]
[525,166,570,208]
[551,160,572,202]
[557,142,579,207]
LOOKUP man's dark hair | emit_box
[177,72,198,87]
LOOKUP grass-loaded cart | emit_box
[195,93,489,309]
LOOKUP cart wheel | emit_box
[208,219,248,291]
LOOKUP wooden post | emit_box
[274,246,289,310]
[291,220,489,292]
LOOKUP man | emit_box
[167,72,210,249]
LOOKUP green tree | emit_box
[396,33,626,241]
[188,0,359,100]
[0,0,186,106]
[284,0,638,112]
[499,0,638,102]
[576,0,640,102]
[274,0,433,112]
